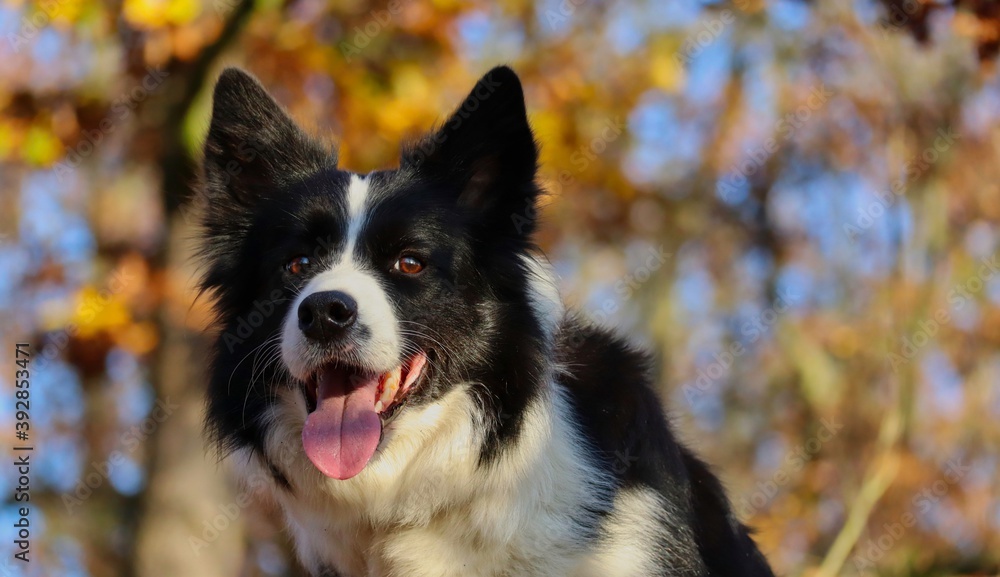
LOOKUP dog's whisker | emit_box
[241,337,285,428]
[196,66,775,577]
[226,335,282,398]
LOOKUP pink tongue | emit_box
[302,366,382,480]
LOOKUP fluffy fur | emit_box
[197,66,774,577]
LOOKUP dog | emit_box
[196,65,774,577]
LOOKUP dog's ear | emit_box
[403,66,541,239]
[199,68,333,294]
[203,67,333,207]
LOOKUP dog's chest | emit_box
[283,499,578,577]
[254,385,635,576]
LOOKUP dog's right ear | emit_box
[202,68,333,207]
[199,69,334,296]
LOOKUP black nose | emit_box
[298,291,357,342]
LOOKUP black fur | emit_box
[557,317,773,575]
[197,66,773,576]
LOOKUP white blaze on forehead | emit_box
[344,172,370,257]
[281,173,401,378]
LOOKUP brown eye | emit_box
[285,256,311,275]
[394,255,424,275]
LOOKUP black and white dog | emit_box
[197,66,774,577]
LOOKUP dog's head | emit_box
[198,66,560,481]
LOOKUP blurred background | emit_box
[1,0,999,575]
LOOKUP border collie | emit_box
[197,66,774,577]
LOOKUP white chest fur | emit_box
[236,382,664,577]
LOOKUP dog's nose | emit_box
[298,290,358,342]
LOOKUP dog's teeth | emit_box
[374,400,384,413]
[379,368,401,404]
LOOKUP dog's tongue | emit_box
[302,366,382,480]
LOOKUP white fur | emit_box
[576,488,690,576]
[253,176,666,575]
[242,376,635,576]
[344,172,370,257]
[281,174,400,377]
[521,253,564,347]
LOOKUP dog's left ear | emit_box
[403,66,540,239]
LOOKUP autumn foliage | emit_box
[2,1,999,576]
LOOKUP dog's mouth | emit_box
[300,352,427,480]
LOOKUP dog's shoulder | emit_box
[554,315,775,576]
[554,315,688,490]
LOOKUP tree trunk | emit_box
[133,213,246,577]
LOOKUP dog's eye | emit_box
[285,256,312,275]
[394,255,424,275]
